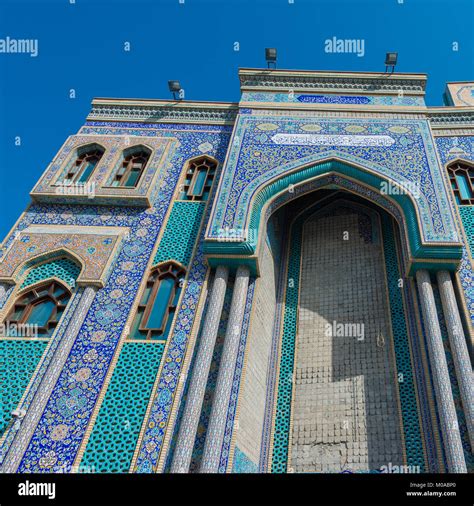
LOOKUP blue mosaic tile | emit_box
[21,258,80,290]
[2,123,231,472]
[80,342,165,473]
[0,340,48,437]
[232,445,258,473]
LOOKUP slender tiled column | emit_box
[171,265,229,473]
[416,269,467,473]
[200,265,250,473]
[436,270,474,449]
[0,286,97,473]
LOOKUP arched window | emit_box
[447,161,474,205]
[4,280,71,337]
[129,262,185,340]
[111,146,152,188]
[179,157,217,201]
[65,145,105,183]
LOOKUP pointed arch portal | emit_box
[204,157,463,276]
[195,147,469,473]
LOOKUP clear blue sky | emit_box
[1,0,473,239]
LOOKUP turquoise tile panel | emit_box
[0,340,47,436]
[153,201,206,267]
[81,342,165,473]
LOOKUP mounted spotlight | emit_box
[265,47,277,69]
[385,52,398,74]
[168,80,182,100]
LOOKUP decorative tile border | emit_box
[242,92,425,107]
[31,135,177,207]
[80,341,165,473]
[207,117,459,248]
[0,227,125,287]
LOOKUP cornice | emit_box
[249,108,427,119]
[427,108,474,128]
[85,98,474,131]
[432,128,474,136]
[238,68,427,95]
[87,99,239,125]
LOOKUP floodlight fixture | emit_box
[385,52,398,73]
[168,80,182,100]
[266,48,277,69]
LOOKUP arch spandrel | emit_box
[0,226,129,288]
[204,115,463,270]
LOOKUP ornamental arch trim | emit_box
[8,248,84,286]
[0,226,128,289]
[204,155,463,274]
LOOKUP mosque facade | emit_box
[0,69,473,474]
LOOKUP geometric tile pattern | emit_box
[380,213,426,471]
[80,342,165,473]
[153,202,206,267]
[3,122,231,472]
[0,340,48,438]
[20,258,81,289]
[459,206,474,256]
[271,208,303,473]
[270,200,425,473]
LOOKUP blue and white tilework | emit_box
[435,136,474,325]
[241,92,425,107]
[207,116,459,247]
[0,122,231,472]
